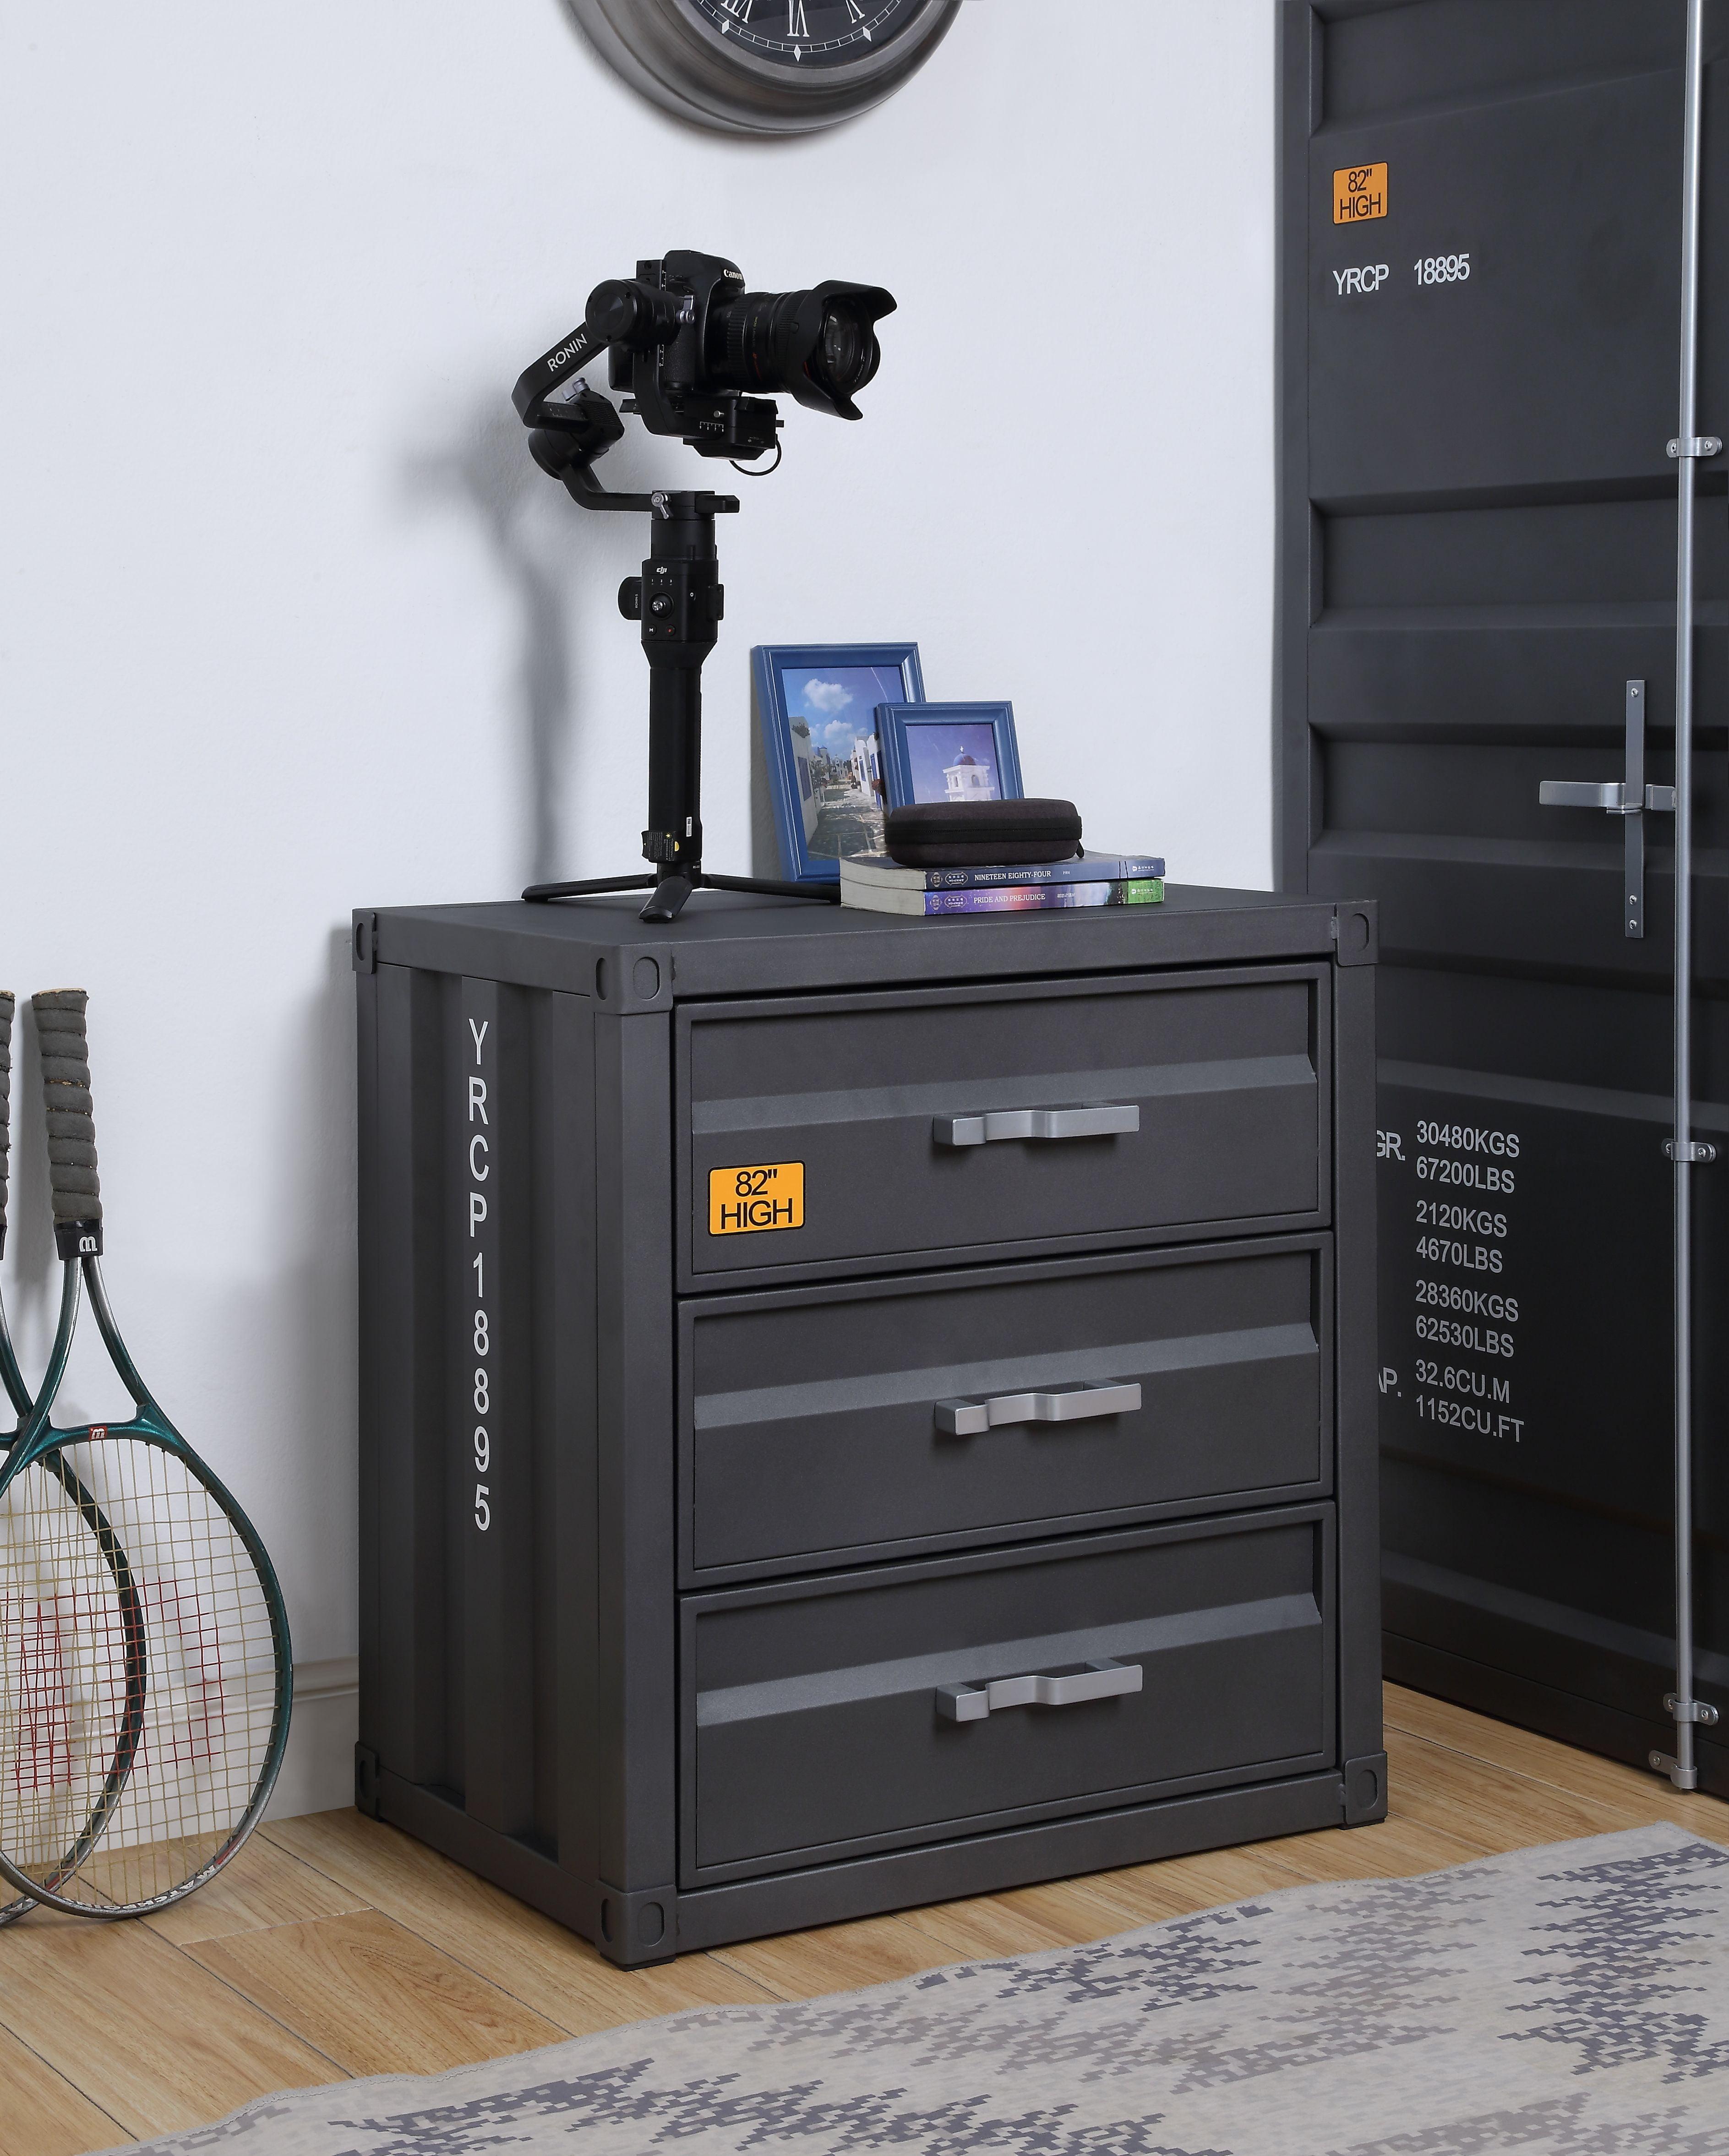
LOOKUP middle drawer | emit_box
[679,1236,1331,1582]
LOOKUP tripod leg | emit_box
[701,873,842,904]
[523,874,658,903]
[641,872,695,924]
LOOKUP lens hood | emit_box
[713,282,895,418]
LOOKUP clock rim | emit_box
[567,0,964,137]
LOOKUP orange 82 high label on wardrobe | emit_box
[709,1162,805,1236]
[1335,163,1388,223]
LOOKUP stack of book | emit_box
[839,850,1165,917]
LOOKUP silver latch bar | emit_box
[1538,681,1667,936]
[934,1380,1142,1436]
[936,1658,1143,1722]
[934,1104,1139,1146]
[1655,0,1708,1808]
[1536,781,1674,814]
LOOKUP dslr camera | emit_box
[514,248,894,464]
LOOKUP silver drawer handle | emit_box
[937,1659,1143,1723]
[933,1104,1140,1147]
[933,1380,1141,1436]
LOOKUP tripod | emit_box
[521,456,841,925]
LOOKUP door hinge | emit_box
[352,911,379,974]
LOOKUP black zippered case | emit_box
[885,798,1082,866]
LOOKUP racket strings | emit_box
[0,1436,281,1911]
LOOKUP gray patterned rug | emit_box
[123,1824,1729,2155]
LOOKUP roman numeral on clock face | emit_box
[668,0,939,87]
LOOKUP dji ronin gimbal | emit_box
[513,250,894,923]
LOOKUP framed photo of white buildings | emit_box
[752,643,927,884]
[875,701,1024,812]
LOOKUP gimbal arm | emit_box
[516,318,656,509]
[512,321,609,428]
[538,439,657,517]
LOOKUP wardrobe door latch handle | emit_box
[1537,680,1669,938]
[933,1380,1141,1437]
[937,1659,1143,1722]
[1537,779,1675,814]
[933,1104,1140,1146]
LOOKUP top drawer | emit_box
[679,967,1329,1282]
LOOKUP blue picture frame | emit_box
[753,642,926,883]
[875,702,1024,812]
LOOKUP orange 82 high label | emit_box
[709,1162,805,1236]
[1334,162,1388,223]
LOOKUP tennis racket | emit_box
[0,991,292,1916]
[0,987,38,1927]
[0,991,24,1422]
[0,991,120,1927]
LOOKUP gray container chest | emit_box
[353,885,1384,1965]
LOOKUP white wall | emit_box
[0,1,1276,1813]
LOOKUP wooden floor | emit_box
[5,1682,1729,2156]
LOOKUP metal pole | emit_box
[1657,0,1712,1793]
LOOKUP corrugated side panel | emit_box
[358,965,598,1874]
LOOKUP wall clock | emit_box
[568,0,965,136]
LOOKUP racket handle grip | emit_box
[32,989,103,1256]
[0,990,11,1258]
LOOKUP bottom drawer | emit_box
[681,1507,1334,1887]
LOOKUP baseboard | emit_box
[264,1655,360,1821]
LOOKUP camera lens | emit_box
[821,310,867,397]
[709,282,895,419]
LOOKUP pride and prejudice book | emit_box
[841,848,1165,891]
[840,878,1165,918]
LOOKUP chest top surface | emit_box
[360,886,1374,1007]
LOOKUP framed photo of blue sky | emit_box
[875,701,1024,811]
[753,643,926,883]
